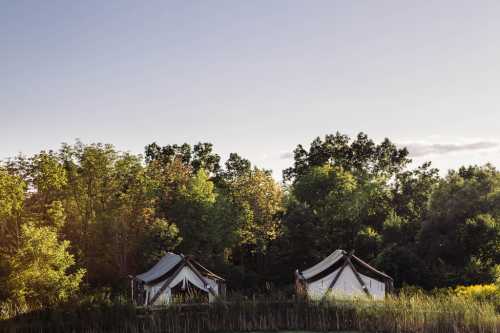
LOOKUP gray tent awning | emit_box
[300,249,345,280]
[136,252,182,283]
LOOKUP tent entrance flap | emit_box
[133,252,225,306]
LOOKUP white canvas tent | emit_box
[132,252,225,306]
[295,250,393,300]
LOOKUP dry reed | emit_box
[0,293,498,333]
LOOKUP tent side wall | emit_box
[297,250,393,300]
[306,267,341,299]
[359,272,385,300]
[329,265,367,298]
[305,266,386,300]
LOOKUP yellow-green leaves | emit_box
[6,223,85,309]
[0,169,25,221]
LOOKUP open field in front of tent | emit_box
[1,292,498,333]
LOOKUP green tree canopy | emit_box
[420,164,500,286]
[4,223,85,309]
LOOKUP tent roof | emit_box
[136,252,183,283]
[300,249,346,280]
[135,252,225,284]
[351,254,392,281]
[298,249,392,282]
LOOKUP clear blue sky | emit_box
[2,1,500,179]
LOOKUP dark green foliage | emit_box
[283,132,410,182]
[281,134,439,287]
[145,142,221,176]
[419,165,500,286]
[1,133,499,321]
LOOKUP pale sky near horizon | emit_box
[2,1,500,180]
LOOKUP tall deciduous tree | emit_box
[0,169,26,254]
[144,142,221,176]
[169,169,238,264]
[0,168,84,310]
[4,223,85,309]
[420,164,500,286]
[281,132,439,288]
[283,132,410,182]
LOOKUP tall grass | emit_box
[355,293,498,333]
[1,293,498,333]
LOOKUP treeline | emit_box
[0,132,499,313]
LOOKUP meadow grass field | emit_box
[1,289,498,333]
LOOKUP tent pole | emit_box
[346,258,372,298]
[323,256,350,300]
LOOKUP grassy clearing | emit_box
[0,293,498,333]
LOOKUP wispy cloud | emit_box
[401,141,500,157]
[280,152,293,159]
[279,140,500,160]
